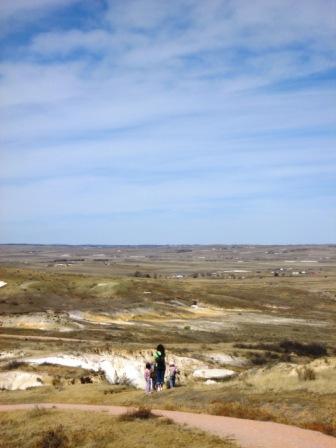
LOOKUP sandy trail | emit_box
[0,403,334,448]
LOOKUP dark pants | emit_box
[156,368,165,386]
[169,374,176,388]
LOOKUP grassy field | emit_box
[1,379,335,436]
[0,408,235,448]
[1,266,335,346]
[0,248,335,440]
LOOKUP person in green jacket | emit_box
[154,344,166,391]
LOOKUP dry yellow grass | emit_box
[0,408,236,448]
[1,263,336,440]
[1,381,335,436]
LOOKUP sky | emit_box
[0,0,335,245]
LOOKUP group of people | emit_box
[144,344,179,394]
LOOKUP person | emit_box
[150,362,157,390]
[144,362,153,394]
[168,362,178,388]
[154,344,166,391]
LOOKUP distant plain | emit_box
[0,244,335,439]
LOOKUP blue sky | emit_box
[0,0,335,244]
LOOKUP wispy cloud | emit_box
[0,0,335,243]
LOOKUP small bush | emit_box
[279,340,327,357]
[303,422,336,437]
[250,352,268,365]
[118,406,156,422]
[234,340,327,358]
[37,425,69,448]
[103,385,128,395]
[296,366,316,381]
[80,376,93,384]
[210,401,274,421]
[28,405,49,418]
[52,376,62,388]
[159,417,174,425]
[4,360,25,370]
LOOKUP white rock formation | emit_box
[24,352,205,389]
[205,353,248,367]
[0,281,7,288]
[0,371,44,390]
[193,368,237,381]
[205,379,217,385]
[25,354,146,388]
[0,351,25,361]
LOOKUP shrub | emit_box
[159,417,174,425]
[303,422,336,437]
[250,352,271,365]
[4,360,25,370]
[80,376,93,384]
[37,425,69,448]
[103,385,128,395]
[52,376,61,387]
[296,366,316,381]
[28,405,49,418]
[118,406,156,422]
[234,340,328,358]
[279,340,327,357]
[209,401,274,421]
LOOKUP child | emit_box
[144,362,153,394]
[168,362,178,389]
[150,362,157,391]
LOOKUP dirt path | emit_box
[0,403,335,448]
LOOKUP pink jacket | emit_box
[144,368,151,381]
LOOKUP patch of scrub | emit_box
[0,312,84,332]
[237,357,336,393]
[0,371,45,390]
[68,310,134,326]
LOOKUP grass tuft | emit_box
[3,360,26,370]
[209,401,274,421]
[118,406,156,421]
[296,366,316,381]
[36,425,69,448]
[28,405,50,418]
[303,421,336,437]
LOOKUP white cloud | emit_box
[30,30,112,56]
[1,0,335,243]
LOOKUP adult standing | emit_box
[154,344,166,391]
